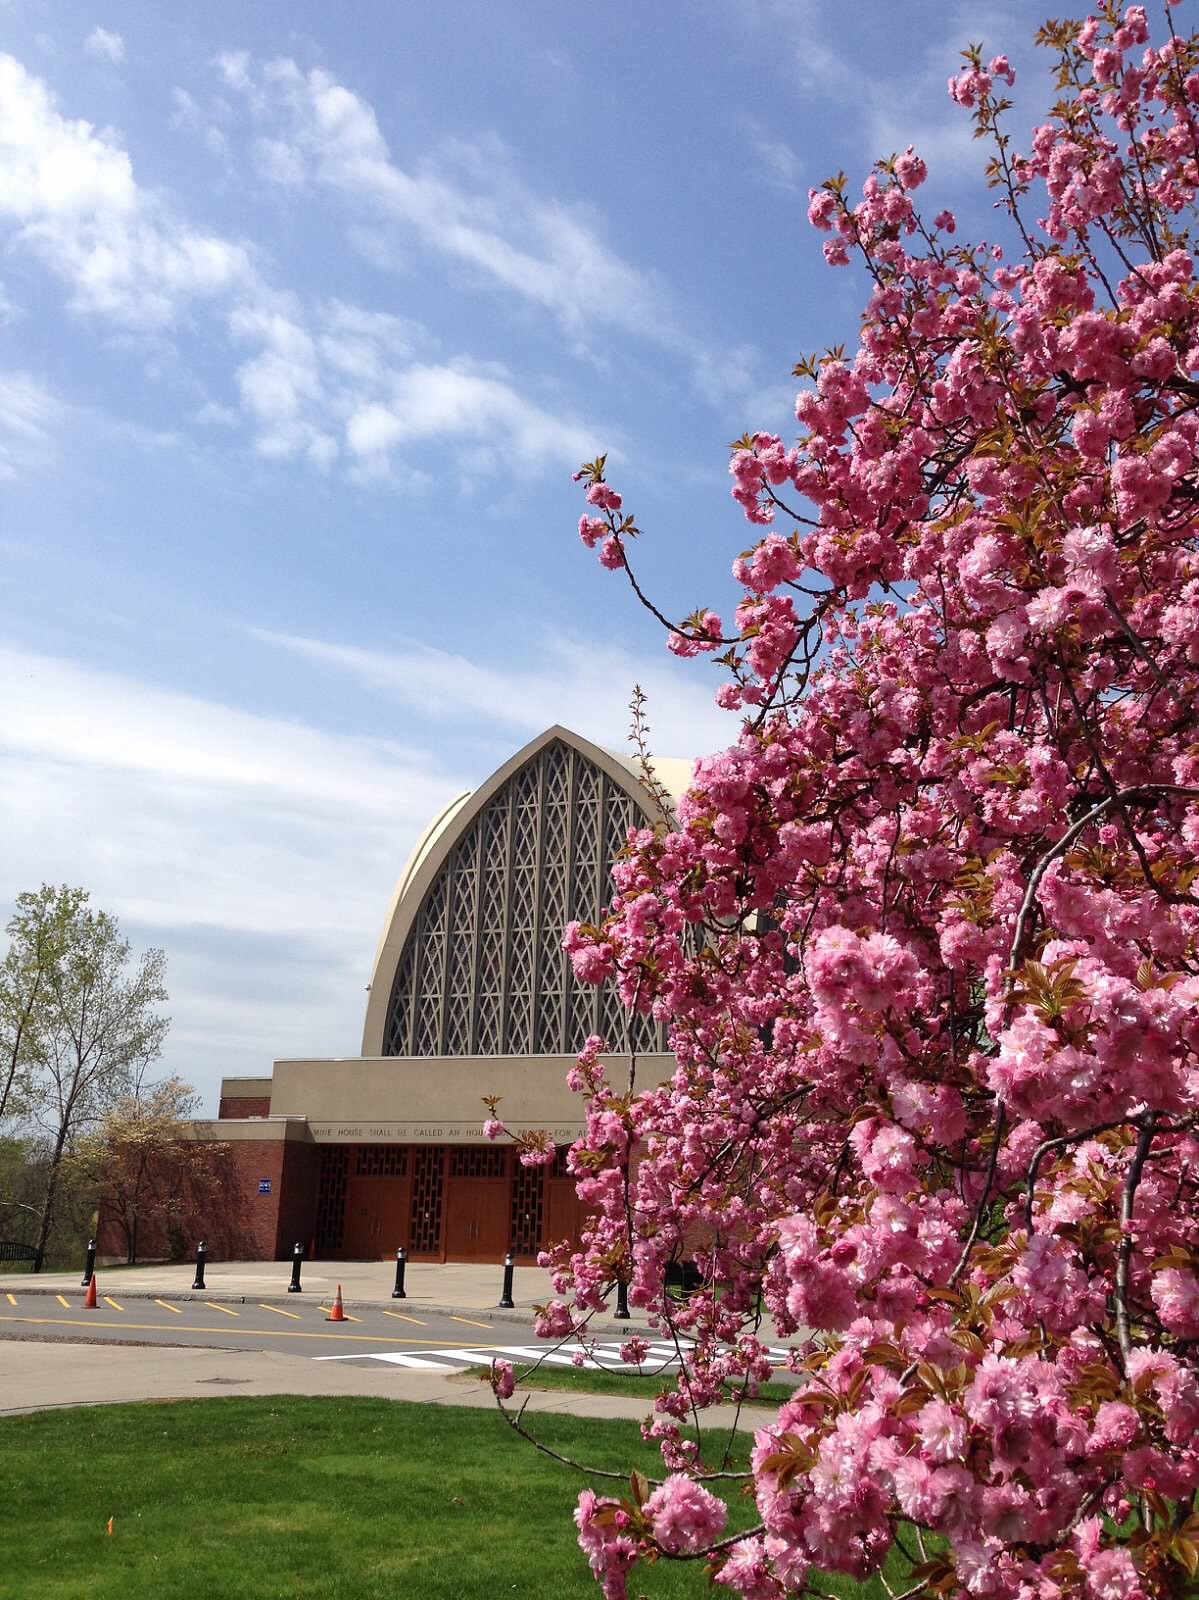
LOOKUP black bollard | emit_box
[499,1249,515,1309]
[614,1279,631,1320]
[81,1238,96,1288]
[191,1239,208,1291]
[288,1241,304,1293]
[392,1246,408,1300]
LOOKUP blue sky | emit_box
[0,0,1053,1110]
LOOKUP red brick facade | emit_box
[217,1095,272,1119]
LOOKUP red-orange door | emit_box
[546,1179,594,1253]
[445,1178,508,1261]
[341,1176,411,1258]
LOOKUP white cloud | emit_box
[170,85,228,156]
[249,626,733,760]
[217,56,702,363]
[343,361,598,472]
[743,0,855,94]
[253,135,305,187]
[229,301,334,465]
[0,370,62,480]
[195,399,239,427]
[0,53,252,326]
[225,296,601,479]
[0,52,616,484]
[214,49,253,95]
[84,27,124,64]
[0,643,457,816]
[0,642,474,1103]
[759,143,801,192]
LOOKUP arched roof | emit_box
[360,725,691,1057]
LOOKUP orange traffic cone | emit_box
[83,1276,98,1310]
[327,1284,346,1322]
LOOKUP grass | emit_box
[463,1363,793,1409]
[0,1261,157,1279]
[0,1396,905,1599]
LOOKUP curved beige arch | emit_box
[360,724,690,1056]
[361,786,472,1018]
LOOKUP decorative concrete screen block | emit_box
[383,738,664,1058]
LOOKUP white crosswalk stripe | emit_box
[316,1340,792,1372]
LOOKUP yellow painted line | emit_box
[5,1293,15,1306]
[55,1294,70,1308]
[258,1303,302,1320]
[206,1301,240,1317]
[154,1299,183,1315]
[319,1306,361,1322]
[0,1312,516,1346]
[449,1314,493,1330]
[382,1310,426,1325]
[102,1296,123,1311]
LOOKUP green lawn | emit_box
[463,1363,793,1409]
[0,1397,901,1598]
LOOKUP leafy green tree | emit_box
[0,887,169,1269]
[0,885,83,1124]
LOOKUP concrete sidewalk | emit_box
[0,1339,760,1432]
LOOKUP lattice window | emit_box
[383,739,668,1058]
[354,1146,409,1178]
[511,1160,545,1255]
[315,1146,349,1254]
[550,1143,576,1180]
[409,1146,444,1254]
[450,1146,508,1179]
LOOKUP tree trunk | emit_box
[32,1124,69,1272]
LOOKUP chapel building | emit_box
[189,726,689,1264]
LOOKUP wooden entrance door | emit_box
[341,1176,411,1258]
[546,1179,587,1250]
[444,1147,510,1262]
[545,1148,594,1254]
[338,1147,412,1258]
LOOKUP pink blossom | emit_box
[561,8,1199,1590]
[918,1398,968,1463]
[1151,1267,1199,1337]
[597,535,624,570]
[643,1474,727,1554]
[894,147,928,191]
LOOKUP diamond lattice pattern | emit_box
[383,740,665,1056]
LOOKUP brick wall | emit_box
[217,1095,272,1119]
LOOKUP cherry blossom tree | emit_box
[489,5,1199,1597]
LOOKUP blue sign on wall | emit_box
[257,1178,272,1195]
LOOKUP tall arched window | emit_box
[382,738,665,1057]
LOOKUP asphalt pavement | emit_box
[0,1281,792,1380]
[0,1283,524,1357]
